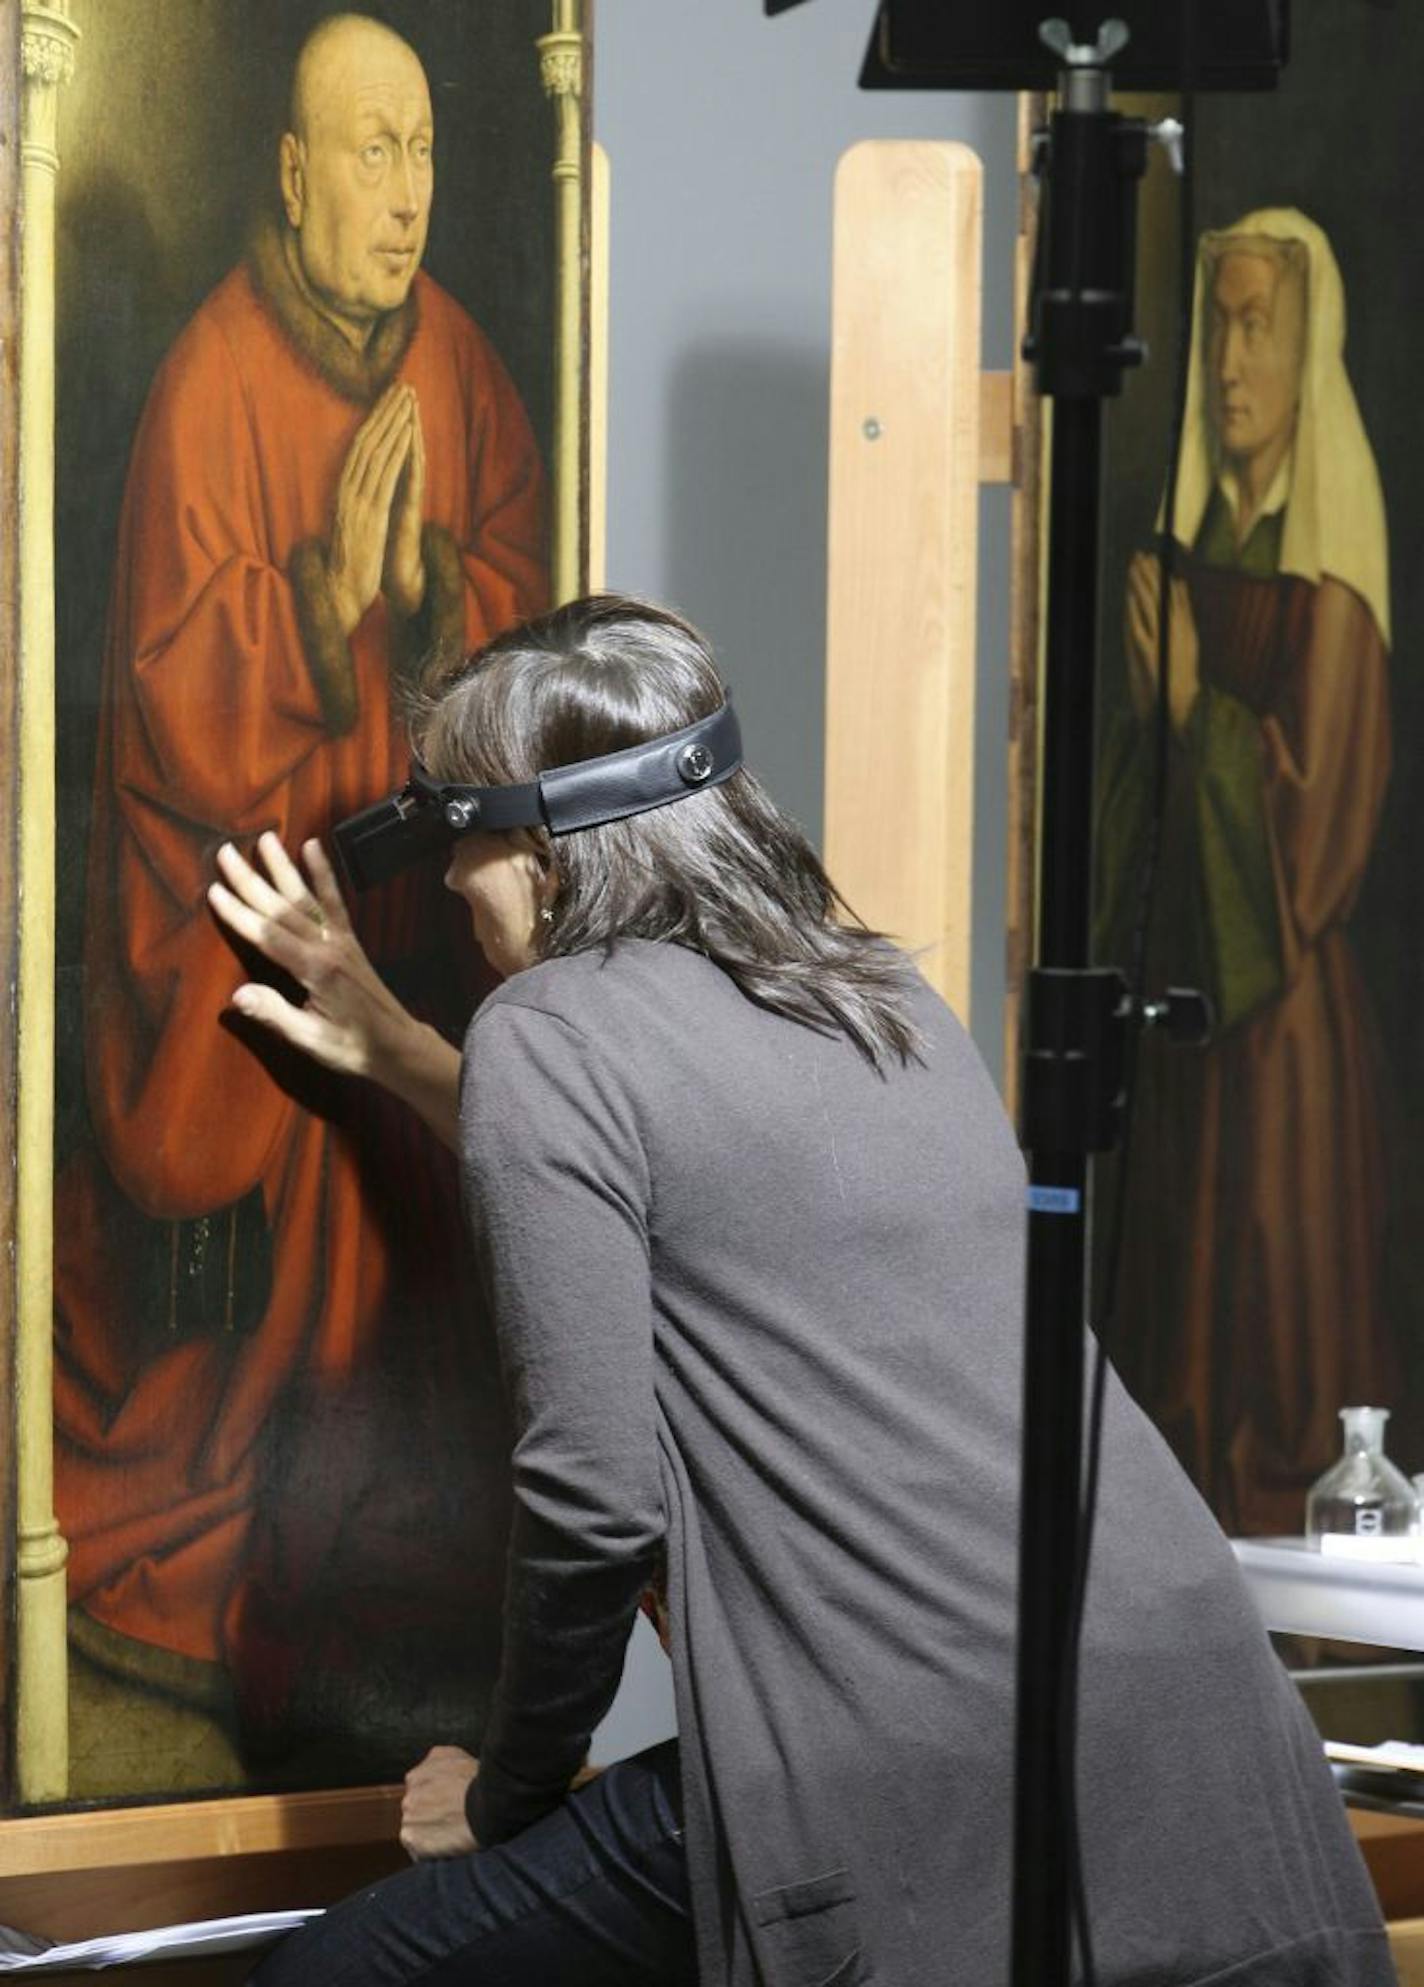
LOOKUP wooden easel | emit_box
[823,131,1042,1095]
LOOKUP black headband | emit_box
[414,699,743,837]
[333,701,743,891]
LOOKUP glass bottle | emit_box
[1306,1407,1416,1561]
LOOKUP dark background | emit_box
[1096,0,1424,1471]
[53,0,558,1158]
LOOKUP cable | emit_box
[1061,3,1200,1982]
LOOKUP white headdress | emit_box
[1171,206,1390,649]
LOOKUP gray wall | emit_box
[589,0,1017,1762]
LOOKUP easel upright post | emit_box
[824,140,993,1025]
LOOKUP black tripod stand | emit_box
[1012,27,1150,1985]
[756,8,1291,1982]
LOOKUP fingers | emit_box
[396,1745,480,1862]
[215,836,322,932]
[408,397,426,506]
[227,980,324,1054]
[210,873,364,1076]
[1129,552,1191,640]
[1125,594,1153,658]
[255,830,341,934]
[209,837,335,983]
[331,387,417,627]
[337,386,414,522]
[353,380,408,458]
[369,410,413,516]
[229,979,368,1074]
[1125,585,1155,670]
[1126,554,1159,617]
[1126,550,1163,612]
[338,382,405,501]
[392,392,425,507]
[348,408,411,516]
[351,387,415,500]
[1125,554,1163,644]
[302,838,353,932]
[248,833,315,914]
[207,877,313,988]
[1124,567,1158,720]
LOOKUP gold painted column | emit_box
[539,0,586,605]
[588,141,609,592]
[16,0,78,1804]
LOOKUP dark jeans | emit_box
[247,1740,697,1986]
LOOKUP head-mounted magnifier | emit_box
[333,700,743,892]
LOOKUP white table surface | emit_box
[1232,1537,1424,1651]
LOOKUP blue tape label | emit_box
[1027,1185,1081,1216]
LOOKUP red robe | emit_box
[54,225,545,1729]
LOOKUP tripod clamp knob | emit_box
[1020,971,1214,1157]
[1149,116,1185,174]
[1038,17,1130,68]
[1138,986,1213,1046]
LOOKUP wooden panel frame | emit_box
[0,0,21,1823]
[11,0,75,1810]
[0,1785,404,1940]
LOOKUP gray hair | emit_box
[416,595,926,1071]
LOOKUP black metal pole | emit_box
[1011,396,1101,1987]
[1011,34,1147,1987]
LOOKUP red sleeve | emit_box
[454,316,550,643]
[1261,577,1391,970]
[109,312,347,834]
[85,315,343,1214]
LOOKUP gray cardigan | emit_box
[459,939,1391,1987]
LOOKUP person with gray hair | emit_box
[216,595,1392,1986]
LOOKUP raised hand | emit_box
[327,383,415,635]
[209,834,413,1077]
[384,387,427,618]
[208,833,462,1147]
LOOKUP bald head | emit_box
[289,14,427,145]
[280,13,434,342]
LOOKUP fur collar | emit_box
[247,212,418,404]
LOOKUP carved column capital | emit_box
[21,1,80,175]
[538,29,583,101]
[21,1,78,87]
